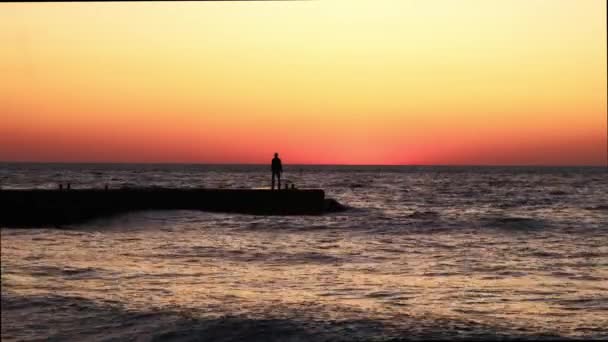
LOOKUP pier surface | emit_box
[0,188,341,227]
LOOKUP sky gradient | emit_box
[1,0,606,165]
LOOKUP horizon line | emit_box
[1,161,606,168]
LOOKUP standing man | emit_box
[271,152,283,190]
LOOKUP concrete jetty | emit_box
[0,188,346,228]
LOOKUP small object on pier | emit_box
[67,183,71,190]
[291,184,295,190]
[104,184,109,191]
[59,184,63,191]
[285,183,289,190]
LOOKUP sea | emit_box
[1,163,607,341]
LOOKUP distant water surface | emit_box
[1,164,607,340]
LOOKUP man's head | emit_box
[274,153,278,158]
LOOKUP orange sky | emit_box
[1,0,606,165]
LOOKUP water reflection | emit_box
[2,165,607,339]
[2,214,607,339]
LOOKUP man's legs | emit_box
[277,173,281,190]
[272,172,276,190]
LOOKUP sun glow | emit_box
[1,0,606,165]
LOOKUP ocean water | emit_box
[1,163,607,341]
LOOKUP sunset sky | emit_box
[1,0,606,165]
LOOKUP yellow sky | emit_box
[0,0,606,164]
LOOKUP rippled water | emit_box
[1,164,607,340]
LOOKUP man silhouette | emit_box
[271,152,283,190]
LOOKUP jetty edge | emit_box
[0,188,347,227]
